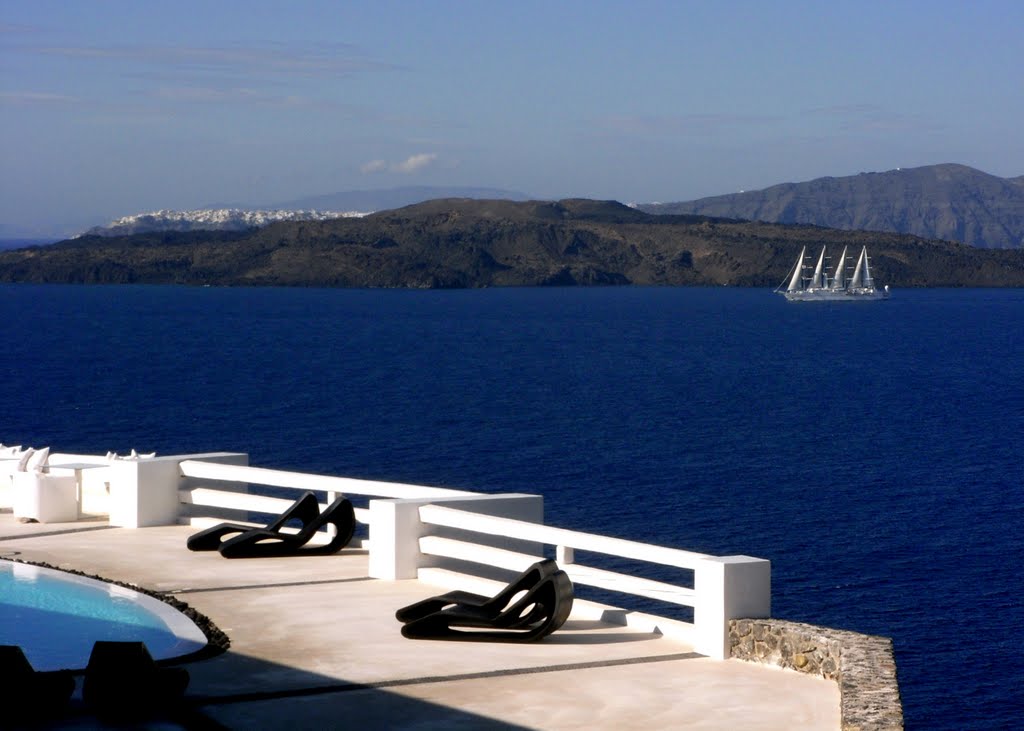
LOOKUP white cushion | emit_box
[26,447,50,472]
[16,448,35,471]
[123,449,155,460]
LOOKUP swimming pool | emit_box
[0,560,208,671]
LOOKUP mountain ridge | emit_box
[638,164,1024,249]
[209,185,533,213]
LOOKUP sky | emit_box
[2,1,1023,237]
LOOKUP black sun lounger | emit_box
[83,641,189,720]
[396,559,561,624]
[187,491,321,551]
[397,564,574,642]
[218,495,356,558]
[0,645,75,719]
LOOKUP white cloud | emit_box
[392,153,437,173]
[360,159,388,174]
[360,153,438,175]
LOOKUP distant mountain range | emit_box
[3,198,1023,288]
[209,185,532,215]
[638,164,1024,249]
[65,168,1024,247]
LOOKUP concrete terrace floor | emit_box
[1,512,840,730]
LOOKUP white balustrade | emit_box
[174,456,770,658]
[178,460,477,500]
[367,494,544,581]
[177,459,481,533]
[408,503,770,659]
[11,447,771,660]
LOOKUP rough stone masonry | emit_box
[729,619,903,731]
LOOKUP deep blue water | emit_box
[2,283,1022,729]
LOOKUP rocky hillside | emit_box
[640,164,1024,249]
[2,198,1022,288]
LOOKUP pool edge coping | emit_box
[3,557,230,669]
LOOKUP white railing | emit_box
[12,448,770,660]
[419,505,702,607]
[178,459,478,530]
[369,499,770,660]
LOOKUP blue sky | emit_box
[2,1,1023,236]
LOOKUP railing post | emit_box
[694,555,771,659]
[325,489,339,537]
[556,545,575,564]
[367,499,426,580]
[368,494,544,581]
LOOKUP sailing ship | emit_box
[777,245,890,301]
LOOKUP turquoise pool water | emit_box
[0,560,207,671]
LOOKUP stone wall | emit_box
[729,619,903,731]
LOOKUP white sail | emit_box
[778,244,887,301]
[849,247,866,289]
[810,247,826,289]
[785,246,806,292]
[831,246,848,290]
[862,247,875,288]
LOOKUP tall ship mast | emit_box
[776,245,890,301]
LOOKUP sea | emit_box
[2,283,1021,730]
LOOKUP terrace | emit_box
[1,450,901,729]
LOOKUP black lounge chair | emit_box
[187,491,321,551]
[398,564,574,642]
[82,641,189,720]
[396,559,560,624]
[218,495,356,558]
[0,645,75,719]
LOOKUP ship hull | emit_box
[782,288,890,302]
